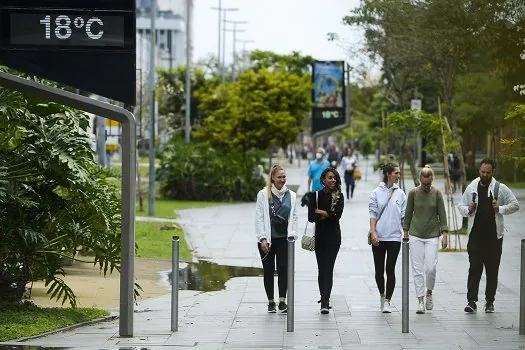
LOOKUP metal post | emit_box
[96,115,106,166]
[148,0,157,216]
[171,236,180,331]
[520,239,525,335]
[402,237,409,333]
[287,236,295,332]
[0,71,137,337]
[184,0,192,143]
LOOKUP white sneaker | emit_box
[426,294,433,310]
[380,295,385,312]
[382,300,392,313]
[416,301,426,314]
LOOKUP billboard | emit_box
[311,61,346,134]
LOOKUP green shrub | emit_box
[156,140,265,201]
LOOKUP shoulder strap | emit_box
[494,181,500,200]
[377,188,396,222]
[315,191,318,209]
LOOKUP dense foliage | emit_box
[156,140,265,202]
[0,86,122,306]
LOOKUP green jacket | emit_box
[403,186,448,239]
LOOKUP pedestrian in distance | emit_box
[340,147,358,200]
[403,165,448,314]
[458,158,519,314]
[369,162,406,313]
[255,164,298,314]
[306,167,344,314]
[307,147,330,192]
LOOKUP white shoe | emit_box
[416,301,426,314]
[382,300,392,313]
[426,294,433,310]
[380,295,385,312]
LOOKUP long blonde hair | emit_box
[420,164,434,178]
[267,164,284,197]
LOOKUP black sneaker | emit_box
[464,301,477,313]
[485,302,495,313]
[320,300,329,314]
[278,301,287,313]
[268,301,276,313]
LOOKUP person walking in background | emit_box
[403,165,448,314]
[458,158,519,313]
[255,164,298,314]
[448,153,460,194]
[340,147,358,200]
[307,167,344,314]
[307,147,330,192]
[369,162,406,313]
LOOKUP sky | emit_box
[158,0,367,69]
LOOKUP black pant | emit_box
[372,241,401,300]
[344,171,355,199]
[467,237,503,303]
[315,242,340,301]
[258,238,288,300]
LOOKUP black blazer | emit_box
[307,190,344,245]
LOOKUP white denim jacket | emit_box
[255,188,298,243]
[458,177,519,238]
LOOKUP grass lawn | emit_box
[136,197,225,219]
[0,302,109,341]
[136,221,192,261]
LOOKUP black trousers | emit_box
[258,238,288,300]
[315,241,340,301]
[344,171,356,198]
[467,237,503,303]
[372,241,401,300]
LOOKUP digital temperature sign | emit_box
[9,13,125,47]
[0,2,136,105]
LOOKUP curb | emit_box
[6,315,118,343]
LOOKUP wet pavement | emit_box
[2,156,525,349]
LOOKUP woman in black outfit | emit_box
[307,167,344,314]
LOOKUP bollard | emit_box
[287,236,296,332]
[520,239,525,335]
[171,236,180,332]
[402,237,409,333]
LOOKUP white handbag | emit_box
[301,192,318,251]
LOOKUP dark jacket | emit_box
[307,190,344,246]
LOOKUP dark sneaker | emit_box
[464,301,477,313]
[268,301,276,313]
[485,303,495,313]
[320,300,329,314]
[278,301,287,313]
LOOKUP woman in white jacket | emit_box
[368,162,406,313]
[255,164,298,313]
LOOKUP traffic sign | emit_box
[0,1,136,105]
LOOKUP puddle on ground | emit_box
[163,260,263,292]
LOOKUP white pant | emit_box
[410,236,440,297]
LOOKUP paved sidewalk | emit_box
[2,157,525,349]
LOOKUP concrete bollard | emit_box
[287,236,296,332]
[171,236,180,332]
[520,239,525,335]
[402,237,409,333]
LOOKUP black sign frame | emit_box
[0,1,136,105]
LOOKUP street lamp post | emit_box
[224,20,247,82]
[211,5,238,80]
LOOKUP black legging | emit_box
[315,242,340,301]
[372,241,401,300]
[344,171,355,199]
[258,238,288,300]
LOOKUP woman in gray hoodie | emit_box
[368,162,406,313]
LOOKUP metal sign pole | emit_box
[171,236,180,332]
[520,239,525,335]
[0,71,137,337]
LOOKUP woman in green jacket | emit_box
[403,165,448,314]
